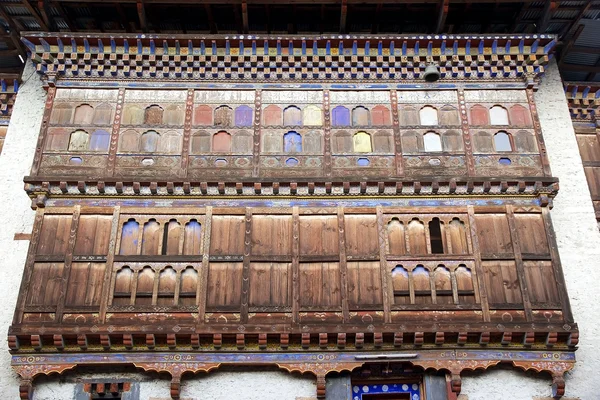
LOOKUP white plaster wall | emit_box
[0,61,46,399]
[460,61,600,399]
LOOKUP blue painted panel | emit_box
[332,106,350,126]
[235,105,253,127]
[284,131,302,153]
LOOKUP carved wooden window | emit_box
[448,218,469,254]
[232,130,253,153]
[119,219,140,255]
[191,130,210,153]
[73,104,94,125]
[455,265,476,303]
[473,131,493,153]
[135,266,155,305]
[387,219,406,255]
[407,219,427,255]
[509,104,532,126]
[391,266,410,304]
[158,131,182,154]
[412,266,432,304]
[439,105,460,125]
[353,131,372,152]
[140,130,160,152]
[402,131,421,153]
[303,105,323,126]
[373,131,393,153]
[51,103,73,124]
[419,106,438,125]
[92,103,113,125]
[493,131,512,152]
[400,105,419,126]
[162,104,184,126]
[423,132,442,152]
[428,218,445,254]
[331,105,350,126]
[371,105,391,126]
[212,131,232,152]
[183,220,202,255]
[470,104,489,125]
[162,219,182,255]
[193,105,213,125]
[235,105,253,127]
[352,106,371,126]
[434,266,453,304]
[514,130,538,152]
[263,105,282,126]
[141,219,161,255]
[283,106,302,126]
[157,267,177,305]
[304,130,323,153]
[119,130,140,152]
[262,131,282,153]
[113,267,133,305]
[179,267,198,305]
[214,105,233,127]
[283,131,302,153]
[489,105,509,125]
[89,129,111,152]
[333,130,352,153]
[144,105,164,125]
[442,130,463,151]
[122,105,144,125]
[68,130,89,151]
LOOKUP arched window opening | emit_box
[419,106,439,125]
[92,103,113,125]
[473,131,493,153]
[413,266,432,304]
[429,218,445,254]
[283,106,302,126]
[352,106,371,126]
[140,130,160,152]
[331,105,350,127]
[51,103,73,124]
[164,104,185,126]
[333,131,352,153]
[179,267,198,305]
[514,130,538,153]
[284,131,302,153]
[68,130,89,151]
[303,105,323,126]
[455,265,476,304]
[391,266,410,305]
[162,219,181,256]
[407,219,427,255]
[235,105,253,127]
[371,105,391,125]
[157,267,177,305]
[184,220,202,255]
[400,106,419,126]
[144,105,164,125]
[141,219,161,255]
[119,219,139,255]
[494,131,512,152]
[212,130,232,152]
[448,218,469,255]
[470,105,489,126]
[434,266,453,304]
[73,104,94,125]
[373,131,393,153]
[135,266,155,305]
[263,105,282,126]
[439,105,460,125]
[509,104,532,126]
[232,130,253,154]
[113,267,133,305]
[442,130,463,152]
[402,131,420,153]
[490,105,509,125]
[122,105,144,125]
[89,130,111,152]
[353,131,372,152]
[193,105,213,126]
[191,130,211,153]
[387,218,406,255]
[214,105,233,127]
[158,131,182,154]
[423,132,442,152]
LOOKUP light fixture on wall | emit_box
[422,64,441,82]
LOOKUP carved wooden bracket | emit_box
[134,362,221,399]
[411,359,501,394]
[13,363,77,400]
[512,361,575,398]
[277,362,364,399]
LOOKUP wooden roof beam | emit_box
[558,24,585,68]
[205,4,217,34]
[137,0,148,33]
[537,0,557,33]
[21,0,48,30]
[340,0,347,34]
[37,0,54,31]
[586,57,600,81]
[0,7,26,59]
[435,0,449,34]
[53,2,77,32]
[569,46,600,55]
[561,0,592,38]
[241,0,249,34]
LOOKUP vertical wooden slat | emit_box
[408,269,415,304]
[292,206,300,323]
[55,206,81,322]
[337,207,349,322]
[457,89,475,176]
[107,88,126,177]
[180,89,194,178]
[13,208,45,324]
[376,206,391,323]
[467,206,491,322]
[100,207,121,321]
[390,89,404,176]
[542,207,574,323]
[506,205,533,321]
[151,269,160,305]
[526,88,552,176]
[197,206,212,322]
[130,270,139,305]
[241,208,252,323]
[31,86,56,176]
[450,270,460,304]
[323,89,332,177]
[173,270,182,305]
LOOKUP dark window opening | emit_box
[429,218,444,254]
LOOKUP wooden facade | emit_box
[8,33,578,400]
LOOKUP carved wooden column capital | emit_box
[134,361,221,399]
[512,360,575,398]
[13,363,77,400]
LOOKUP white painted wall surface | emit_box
[0,61,46,400]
